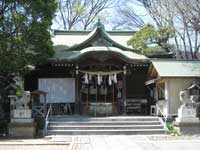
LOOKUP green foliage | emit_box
[143,46,164,55]
[73,0,86,16]
[16,86,23,97]
[127,24,175,54]
[0,0,57,76]
[166,122,180,136]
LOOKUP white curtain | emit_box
[38,78,75,103]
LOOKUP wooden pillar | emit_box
[95,76,98,117]
[112,83,115,113]
[122,66,127,114]
[96,76,98,103]
[86,84,89,112]
[75,66,80,114]
[31,95,34,117]
[104,82,107,103]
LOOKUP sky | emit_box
[51,0,154,31]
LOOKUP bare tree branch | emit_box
[55,0,114,30]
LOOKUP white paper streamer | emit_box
[84,74,89,84]
[108,75,112,86]
[113,73,117,83]
[89,74,92,81]
[97,74,101,85]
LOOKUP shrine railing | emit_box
[46,103,72,116]
[156,103,168,132]
[44,104,52,135]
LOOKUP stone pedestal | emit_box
[9,122,36,138]
[9,109,36,138]
[174,122,200,135]
[13,109,32,118]
[8,92,36,138]
[175,106,200,135]
[174,88,200,135]
[175,105,199,123]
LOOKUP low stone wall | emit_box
[174,122,200,135]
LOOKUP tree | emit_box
[127,24,175,55]
[138,0,200,59]
[112,4,145,29]
[55,0,114,30]
[0,0,57,95]
[112,1,145,30]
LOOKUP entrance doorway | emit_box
[79,69,124,116]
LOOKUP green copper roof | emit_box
[64,21,138,52]
[152,60,200,77]
[51,46,149,62]
[51,20,150,62]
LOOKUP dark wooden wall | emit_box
[126,68,148,99]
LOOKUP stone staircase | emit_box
[46,116,166,135]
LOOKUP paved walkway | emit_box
[1,135,200,150]
[66,135,200,150]
[0,138,69,150]
[0,144,68,150]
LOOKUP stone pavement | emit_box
[0,144,68,150]
[1,135,200,150]
[71,135,200,150]
[0,138,69,150]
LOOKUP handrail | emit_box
[44,104,52,136]
[156,103,168,132]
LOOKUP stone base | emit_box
[175,105,199,123]
[174,122,200,135]
[11,118,34,123]
[9,122,36,138]
[13,109,32,118]
[175,117,199,123]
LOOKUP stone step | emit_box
[46,116,166,135]
[126,106,141,108]
[48,124,163,130]
[49,116,159,122]
[47,129,165,135]
[49,120,161,126]
[126,100,145,102]
[126,106,141,109]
